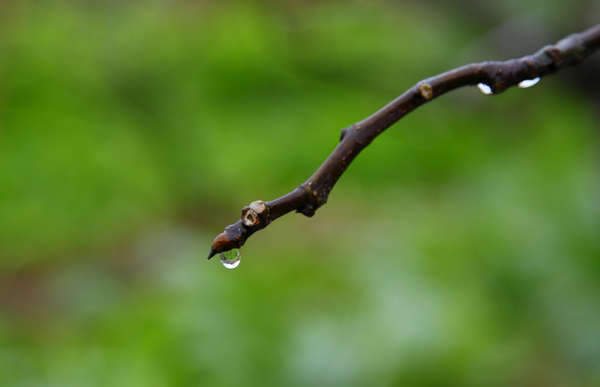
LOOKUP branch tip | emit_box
[208,231,238,259]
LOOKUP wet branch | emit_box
[208,23,600,260]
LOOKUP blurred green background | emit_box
[1,0,599,386]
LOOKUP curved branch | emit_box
[208,23,600,260]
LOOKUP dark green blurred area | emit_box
[1,0,599,385]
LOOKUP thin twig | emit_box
[208,23,600,260]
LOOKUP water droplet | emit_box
[518,77,540,88]
[477,83,493,95]
[220,248,241,269]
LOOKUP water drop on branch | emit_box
[477,83,493,95]
[220,248,241,269]
[518,77,540,88]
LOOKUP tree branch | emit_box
[207,23,600,260]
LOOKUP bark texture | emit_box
[208,23,600,260]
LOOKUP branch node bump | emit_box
[241,200,267,227]
[419,83,433,100]
[340,127,348,141]
[542,45,564,67]
[298,204,315,217]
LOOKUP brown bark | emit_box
[208,23,600,260]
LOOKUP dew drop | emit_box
[477,83,493,95]
[518,77,540,88]
[220,248,241,269]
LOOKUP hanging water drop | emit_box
[220,248,241,269]
[518,77,540,88]
[477,83,493,95]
